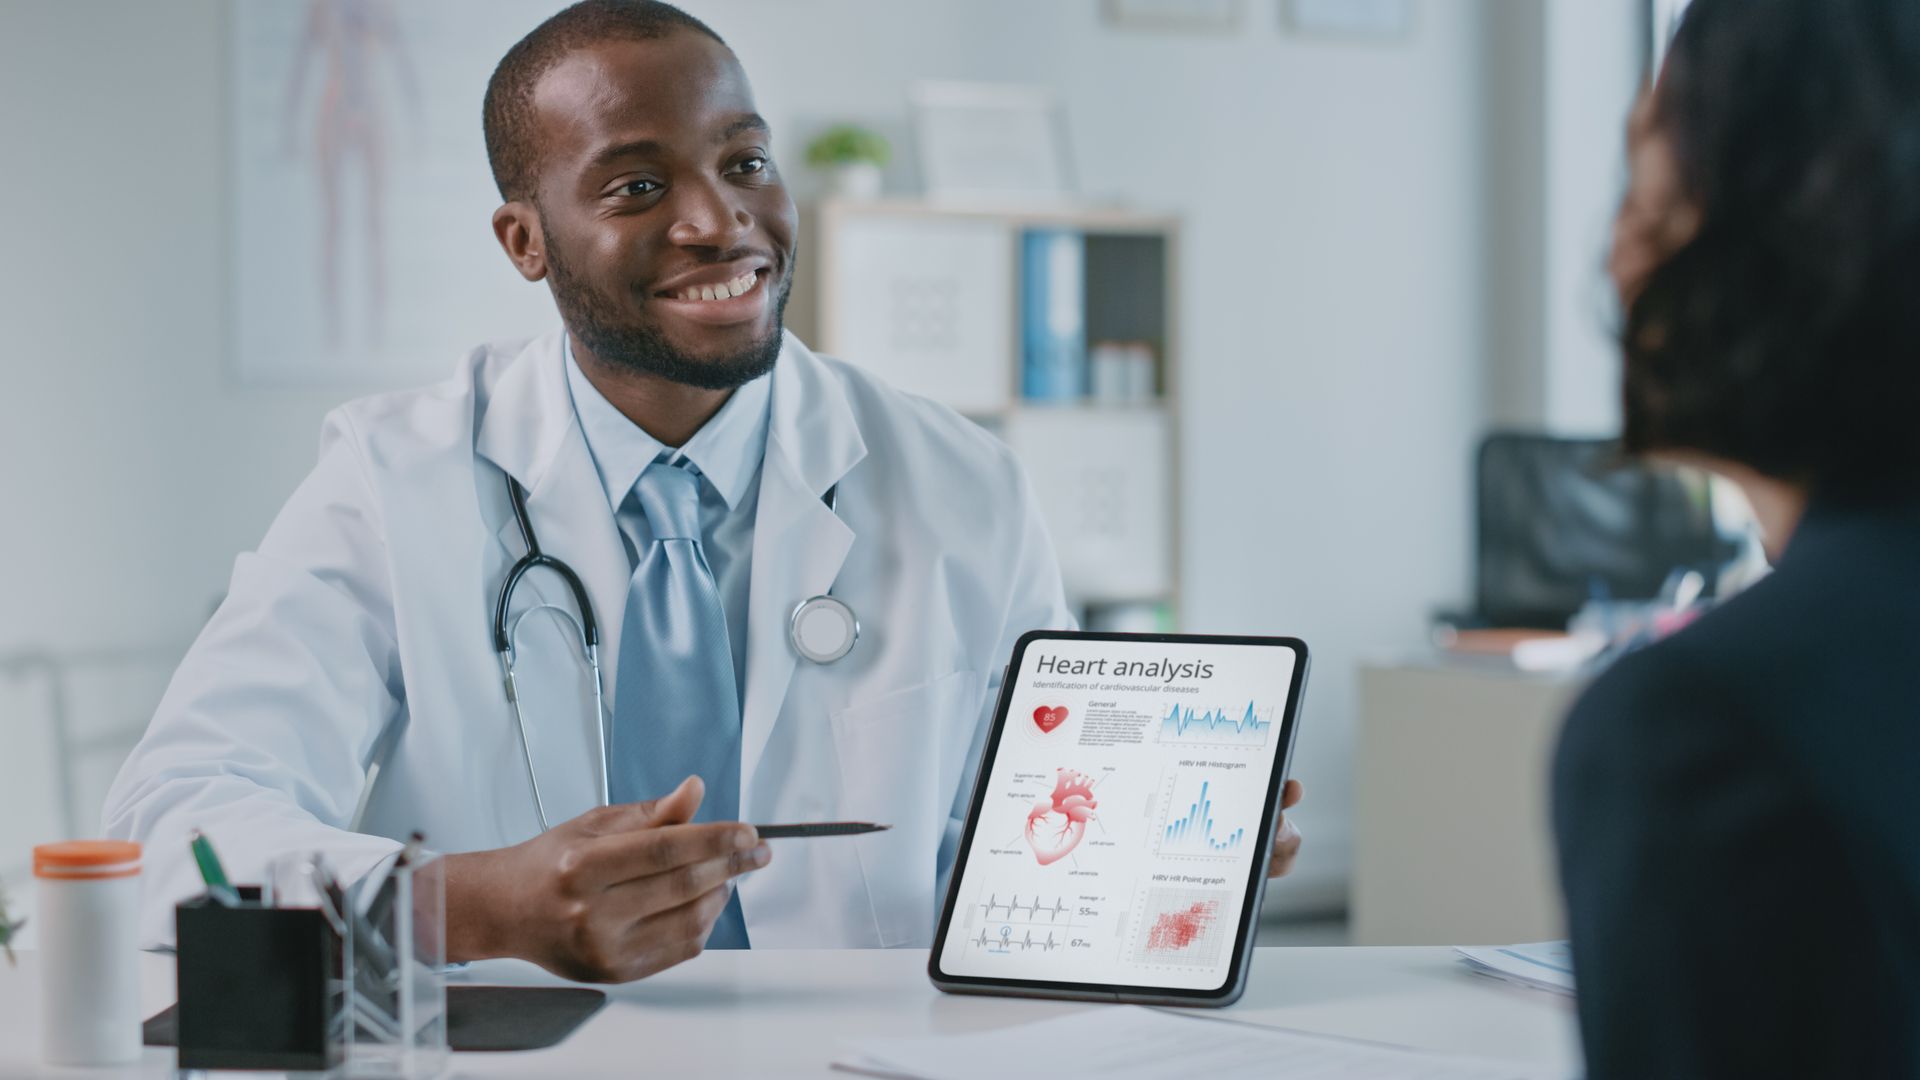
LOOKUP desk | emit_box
[0,947,1580,1077]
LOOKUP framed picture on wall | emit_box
[1282,0,1414,40]
[911,82,1075,203]
[227,0,556,387]
[1103,0,1243,33]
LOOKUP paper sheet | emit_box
[1453,942,1576,996]
[834,1005,1565,1080]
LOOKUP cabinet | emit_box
[1352,659,1585,945]
[791,199,1182,626]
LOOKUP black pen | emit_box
[310,857,394,976]
[365,831,426,934]
[752,822,890,839]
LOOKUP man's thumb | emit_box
[635,775,704,827]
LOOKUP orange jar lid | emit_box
[34,840,142,880]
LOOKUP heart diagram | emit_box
[1031,705,1069,735]
[1025,768,1099,866]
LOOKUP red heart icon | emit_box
[1032,706,1068,734]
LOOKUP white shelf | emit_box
[798,199,1183,625]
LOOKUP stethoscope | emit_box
[493,473,859,831]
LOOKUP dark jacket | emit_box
[1554,496,1920,1079]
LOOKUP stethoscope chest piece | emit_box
[790,595,859,664]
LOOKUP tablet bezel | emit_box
[927,629,1310,1006]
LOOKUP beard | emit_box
[544,232,792,391]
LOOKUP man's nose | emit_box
[666,179,751,250]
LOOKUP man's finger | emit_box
[601,843,771,922]
[622,882,736,966]
[633,775,706,828]
[1268,816,1303,878]
[580,775,706,838]
[1280,778,1304,811]
[609,889,727,982]
[581,821,760,889]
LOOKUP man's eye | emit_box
[619,179,660,197]
[733,156,768,175]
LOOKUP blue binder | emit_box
[1021,230,1087,401]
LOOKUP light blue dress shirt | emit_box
[563,338,770,705]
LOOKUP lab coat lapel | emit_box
[739,334,866,796]
[473,330,633,716]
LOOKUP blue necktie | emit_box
[610,459,750,949]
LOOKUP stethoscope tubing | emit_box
[492,472,853,832]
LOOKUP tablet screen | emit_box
[934,633,1304,996]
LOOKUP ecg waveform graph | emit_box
[1158,701,1273,746]
[969,890,1100,955]
[972,926,1069,954]
[1155,778,1255,858]
[977,893,1075,923]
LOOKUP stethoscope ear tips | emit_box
[790,595,859,664]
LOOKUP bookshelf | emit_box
[789,198,1182,630]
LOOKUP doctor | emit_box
[106,0,1302,982]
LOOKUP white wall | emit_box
[1,1,349,654]
[2,0,1528,914]
[1481,0,1645,435]
[698,0,1490,912]
[1541,0,1642,434]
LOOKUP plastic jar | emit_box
[33,839,143,1066]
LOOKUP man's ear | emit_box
[492,201,549,282]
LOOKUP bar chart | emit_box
[1153,775,1262,859]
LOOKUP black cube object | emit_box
[175,889,345,1071]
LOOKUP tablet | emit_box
[929,630,1309,1006]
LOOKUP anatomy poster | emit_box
[229,0,562,385]
[939,638,1297,991]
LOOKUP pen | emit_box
[752,822,890,839]
[188,829,241,906]
[364,831,426,934]
[309,857,395,979]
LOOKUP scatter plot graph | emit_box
[1157,701,1273,747]
[1131,888,1231,967]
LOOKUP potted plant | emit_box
[0,879,23,966]
[806,124,891,200]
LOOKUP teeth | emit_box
[677,271,759,302]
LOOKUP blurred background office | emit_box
[0,0,1726,946]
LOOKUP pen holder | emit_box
[346,854,448,1077]
[174,886,348,1072]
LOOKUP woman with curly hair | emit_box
[1553,0,1920,1076]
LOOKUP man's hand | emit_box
[443,776,770,983]
[1267,779,1304,879]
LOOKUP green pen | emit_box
[188,829,240,906]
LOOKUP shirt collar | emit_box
[563,335,772,513]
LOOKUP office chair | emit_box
[1465,432,1740,630]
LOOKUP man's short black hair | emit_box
[1623,0,1920,502]
[483,0,726,203]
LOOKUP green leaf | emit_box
[805,124,891,168]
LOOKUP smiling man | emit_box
[104,0,1301,983]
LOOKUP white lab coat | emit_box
[104,328,1072,950]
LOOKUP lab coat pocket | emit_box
[829,669,980,947]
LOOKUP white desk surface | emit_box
[0,946,1580,1078]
